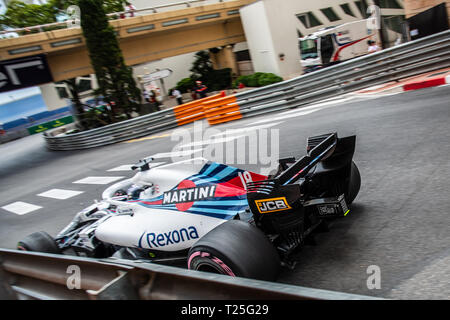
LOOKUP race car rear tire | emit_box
[187,220,280,281]
[17,231,61,254]
[346,161,361,205]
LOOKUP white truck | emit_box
[299,19,378,73]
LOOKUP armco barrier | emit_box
[44,108,178,151]
[0,248,381,300]
[233,30,450,118]
[43,30,450,151]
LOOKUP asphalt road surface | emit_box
[1,85,449,299]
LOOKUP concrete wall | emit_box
[133,53,197,91]
[263,0,305,79]
[39,83,67,111]
[129,0,246,90]
[240,1,281,76]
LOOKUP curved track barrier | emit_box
[234,30,450,118]
[174,93,223,126]
[203,95,242,125]
[43,30,450,151]
[0,248,380,300]
[44,108,178,151]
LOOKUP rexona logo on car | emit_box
[255,197,291,214]
[141,226,199,249]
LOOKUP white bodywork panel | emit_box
[94,158,265,252]
[95,205,226,251]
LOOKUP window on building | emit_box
[56,86,69,99]
[296,12,323,28]
[354,0,369,17]
[382,15,405,34]
[379,0,402,9]
[340,3,356,17]
[320,35,334,64]
[235,50,251,62]
[321,7,341,22]
[77,79,92,93]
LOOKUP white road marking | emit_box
[176,135,247,149]
[210,122,283,137]
[1,202,42,215]
[360,84,386,91]
[150,148,203,159]
[248,97,354,125]
[280,97,353,115]
[73,176,125,185]
[107,162,165,171]
[250,109,318,124]
[37,189,84,200]
[107,165,134,172]
[175,122,283,149]
[356,91,404,98]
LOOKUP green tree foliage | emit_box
[257,73,283,86]
[190,51,214,83]
[78,0,141,120]
[234,72,283,88]
[188,50,232,91]
[0,0,59,29]
[175,78,195,93]
[0,0,127,30]
[62,78,110,130]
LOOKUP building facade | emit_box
[241,0,406,79]
[18,0,406,110]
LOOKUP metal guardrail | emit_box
[43,30,450,151]
[0,248,380,300]
[234,29,450,117]
[0,0,229,36]
[0,129,29,145]
[44,108,178,150]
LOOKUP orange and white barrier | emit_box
[173,91,243,126]
[173,94,222,126]
[202,95,242,125]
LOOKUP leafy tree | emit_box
[234,72,283,88]
[0,0,59,30]
[62,78,110,130]
[189,50,232,91]
[0,0,127,30]
[78,0,141,120]
[190,51,214,84]
[175,78,195,93]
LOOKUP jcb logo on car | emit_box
[255,197,291,213]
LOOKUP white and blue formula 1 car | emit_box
[18,133,361,281]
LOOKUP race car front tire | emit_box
[187,220,280,281]
[17,231,61,254]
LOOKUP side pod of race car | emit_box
[18,132,361,282]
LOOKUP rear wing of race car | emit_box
[277,133,338,185]
[245,132,356,235]
[246,133,339,193]
[246,132,356,197]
